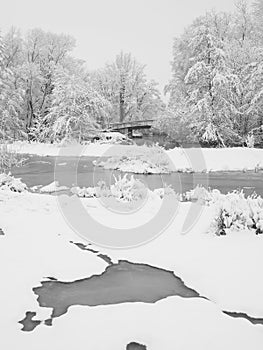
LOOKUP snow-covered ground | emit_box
[1,189,263,349]
[167,147,263,172]
[8,140,113,157]
[8,141,263,172]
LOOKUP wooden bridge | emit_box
[109,119,156,137]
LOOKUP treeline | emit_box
[0,28,164,142]
[158,0,263,146]
[1,0,263,147]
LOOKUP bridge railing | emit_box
[109,119,155,129]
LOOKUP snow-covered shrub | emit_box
[248,195,263,235]
[58,136,80,147]
[93,132,132,145]
[71,174,147,202]
[154,186,183,201]
[137,145,171,169]
[71,186,96,198]
[184,185,221,204]
[96,145,172,174]
[210,191,263,235]
[98,174,146,202]
[0,173,27,192]
[95,157,120,170]
[118,158,170,174]
[111,174,146,202]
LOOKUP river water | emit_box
[12,155,263,196]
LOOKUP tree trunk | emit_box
[119,85,125,122]
[26,100,34,132]
[25,80,35,136]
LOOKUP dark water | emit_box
[126,342,147,350]
[18,312,41,332]
[18,260,200,331]
[11,155,263,196]
[19,259,263,332]
[33,261,200,319]
[223,311,263,325]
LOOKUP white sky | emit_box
[0,0,252,94]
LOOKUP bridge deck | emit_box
[109,119,155,131]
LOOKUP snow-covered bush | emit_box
[108,174,146,202]
[71,174,147,202]
[58,136,80,147]
[154,186,183,201]
[0,173,27,192]
[177,186,263,235]
[93,131,132,145]
[96,145,173,174]
[96,175,147,202]
[210,191,263,235]
[71,186,96,198]
[184,186,221,204]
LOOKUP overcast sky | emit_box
[0,0,252,94]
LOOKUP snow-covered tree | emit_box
[43,66,110,141]
[252,0,263,41]
[154,103,196,143]
[167,6,263,146]
[0,32,25,140]
[92,52,164,124]
[226,1,263,136]
[183,13,238,145]
[3,27,23,69]
[13,29,77,136]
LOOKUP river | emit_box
[11,154,263,196]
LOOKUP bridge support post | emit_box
[127,127,133,138]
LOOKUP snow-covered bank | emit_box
[8,140,113,157]
[2,171,263,236]
[8,141,263,172]
[1,189,263,349]
[167,147,263,172]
